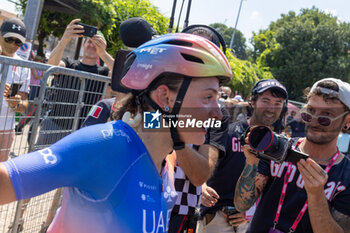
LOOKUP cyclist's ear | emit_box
[151,85,173,111]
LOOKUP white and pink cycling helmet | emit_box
[117,33,232,92]
[117,33,233,150]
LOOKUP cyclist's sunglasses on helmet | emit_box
[300,107,348,127]
[4,37,23,47]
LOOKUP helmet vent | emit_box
[164,40,192,47]
[181,53,204,64]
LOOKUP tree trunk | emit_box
[37,30,47,57]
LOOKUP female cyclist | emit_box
[0,33,232,233]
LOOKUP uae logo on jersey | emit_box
[143,110,161,129]
[88,105,103,119]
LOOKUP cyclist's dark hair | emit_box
[113,73,183,120]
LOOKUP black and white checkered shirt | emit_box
[171,164,201,215]
[172,107,230,216]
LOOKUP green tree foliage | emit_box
[226,51,273,97]
[210,23,247,60]
[208,24,272,97]
[252,7,350,100]
[14,0,168,56]
[14,0,271,94]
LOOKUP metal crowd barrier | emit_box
[0,55,111,233]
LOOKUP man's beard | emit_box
[254,110,278,126]
[305,123,342,145]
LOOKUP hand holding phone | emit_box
[8,83,23,97]
[223,206,238,216]
[75,23,97,37]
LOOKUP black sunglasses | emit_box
[300,108,348,127]
[4,37,23,47]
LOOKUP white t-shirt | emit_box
[0,54,30,130]
[337,133,350,153]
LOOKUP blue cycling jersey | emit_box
[3,120,177,233]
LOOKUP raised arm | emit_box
[0,163,16,205]
[90,35,114,71]
[47,19,83,66]
[177,107,228,186]
[298,158,349,233]
[234,144,269,212]
[175,144,219,186]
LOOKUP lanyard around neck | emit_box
[273,139,340,232]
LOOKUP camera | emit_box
[220,92,228,100]
[75,23,97,37]
[239,125,309,164]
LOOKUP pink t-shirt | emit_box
[30,69,43,85]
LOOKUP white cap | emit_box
[234,95,244,102]
[310,77,350,109]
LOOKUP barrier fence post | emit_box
[72,78,86,131]
[10,200,23,233]
[0,64,10,112]
[27,67,54,153]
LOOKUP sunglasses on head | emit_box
[4,37,23,47]
[300,108,348,127]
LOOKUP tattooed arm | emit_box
[234,144,269,212]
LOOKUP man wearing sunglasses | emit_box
[198,79,288,233]
[0,18,30,162]
[235,78,350,233]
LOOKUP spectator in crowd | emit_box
[197,79,288,233]
[217,86,236,119]
[235,78,350,233]
[48,19,114,70]
[15,54,46,135]
[233,94,244,102]
[35,19,113,149]
[29,55,45,101]
[231,102,250,123]
[83,16,154,127]
[287,110,297,124]
[0,18,30,161]
[337,128,350,156]
[287,115,306,138]
[221,86,232,99]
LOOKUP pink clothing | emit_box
[30,69,43,85]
